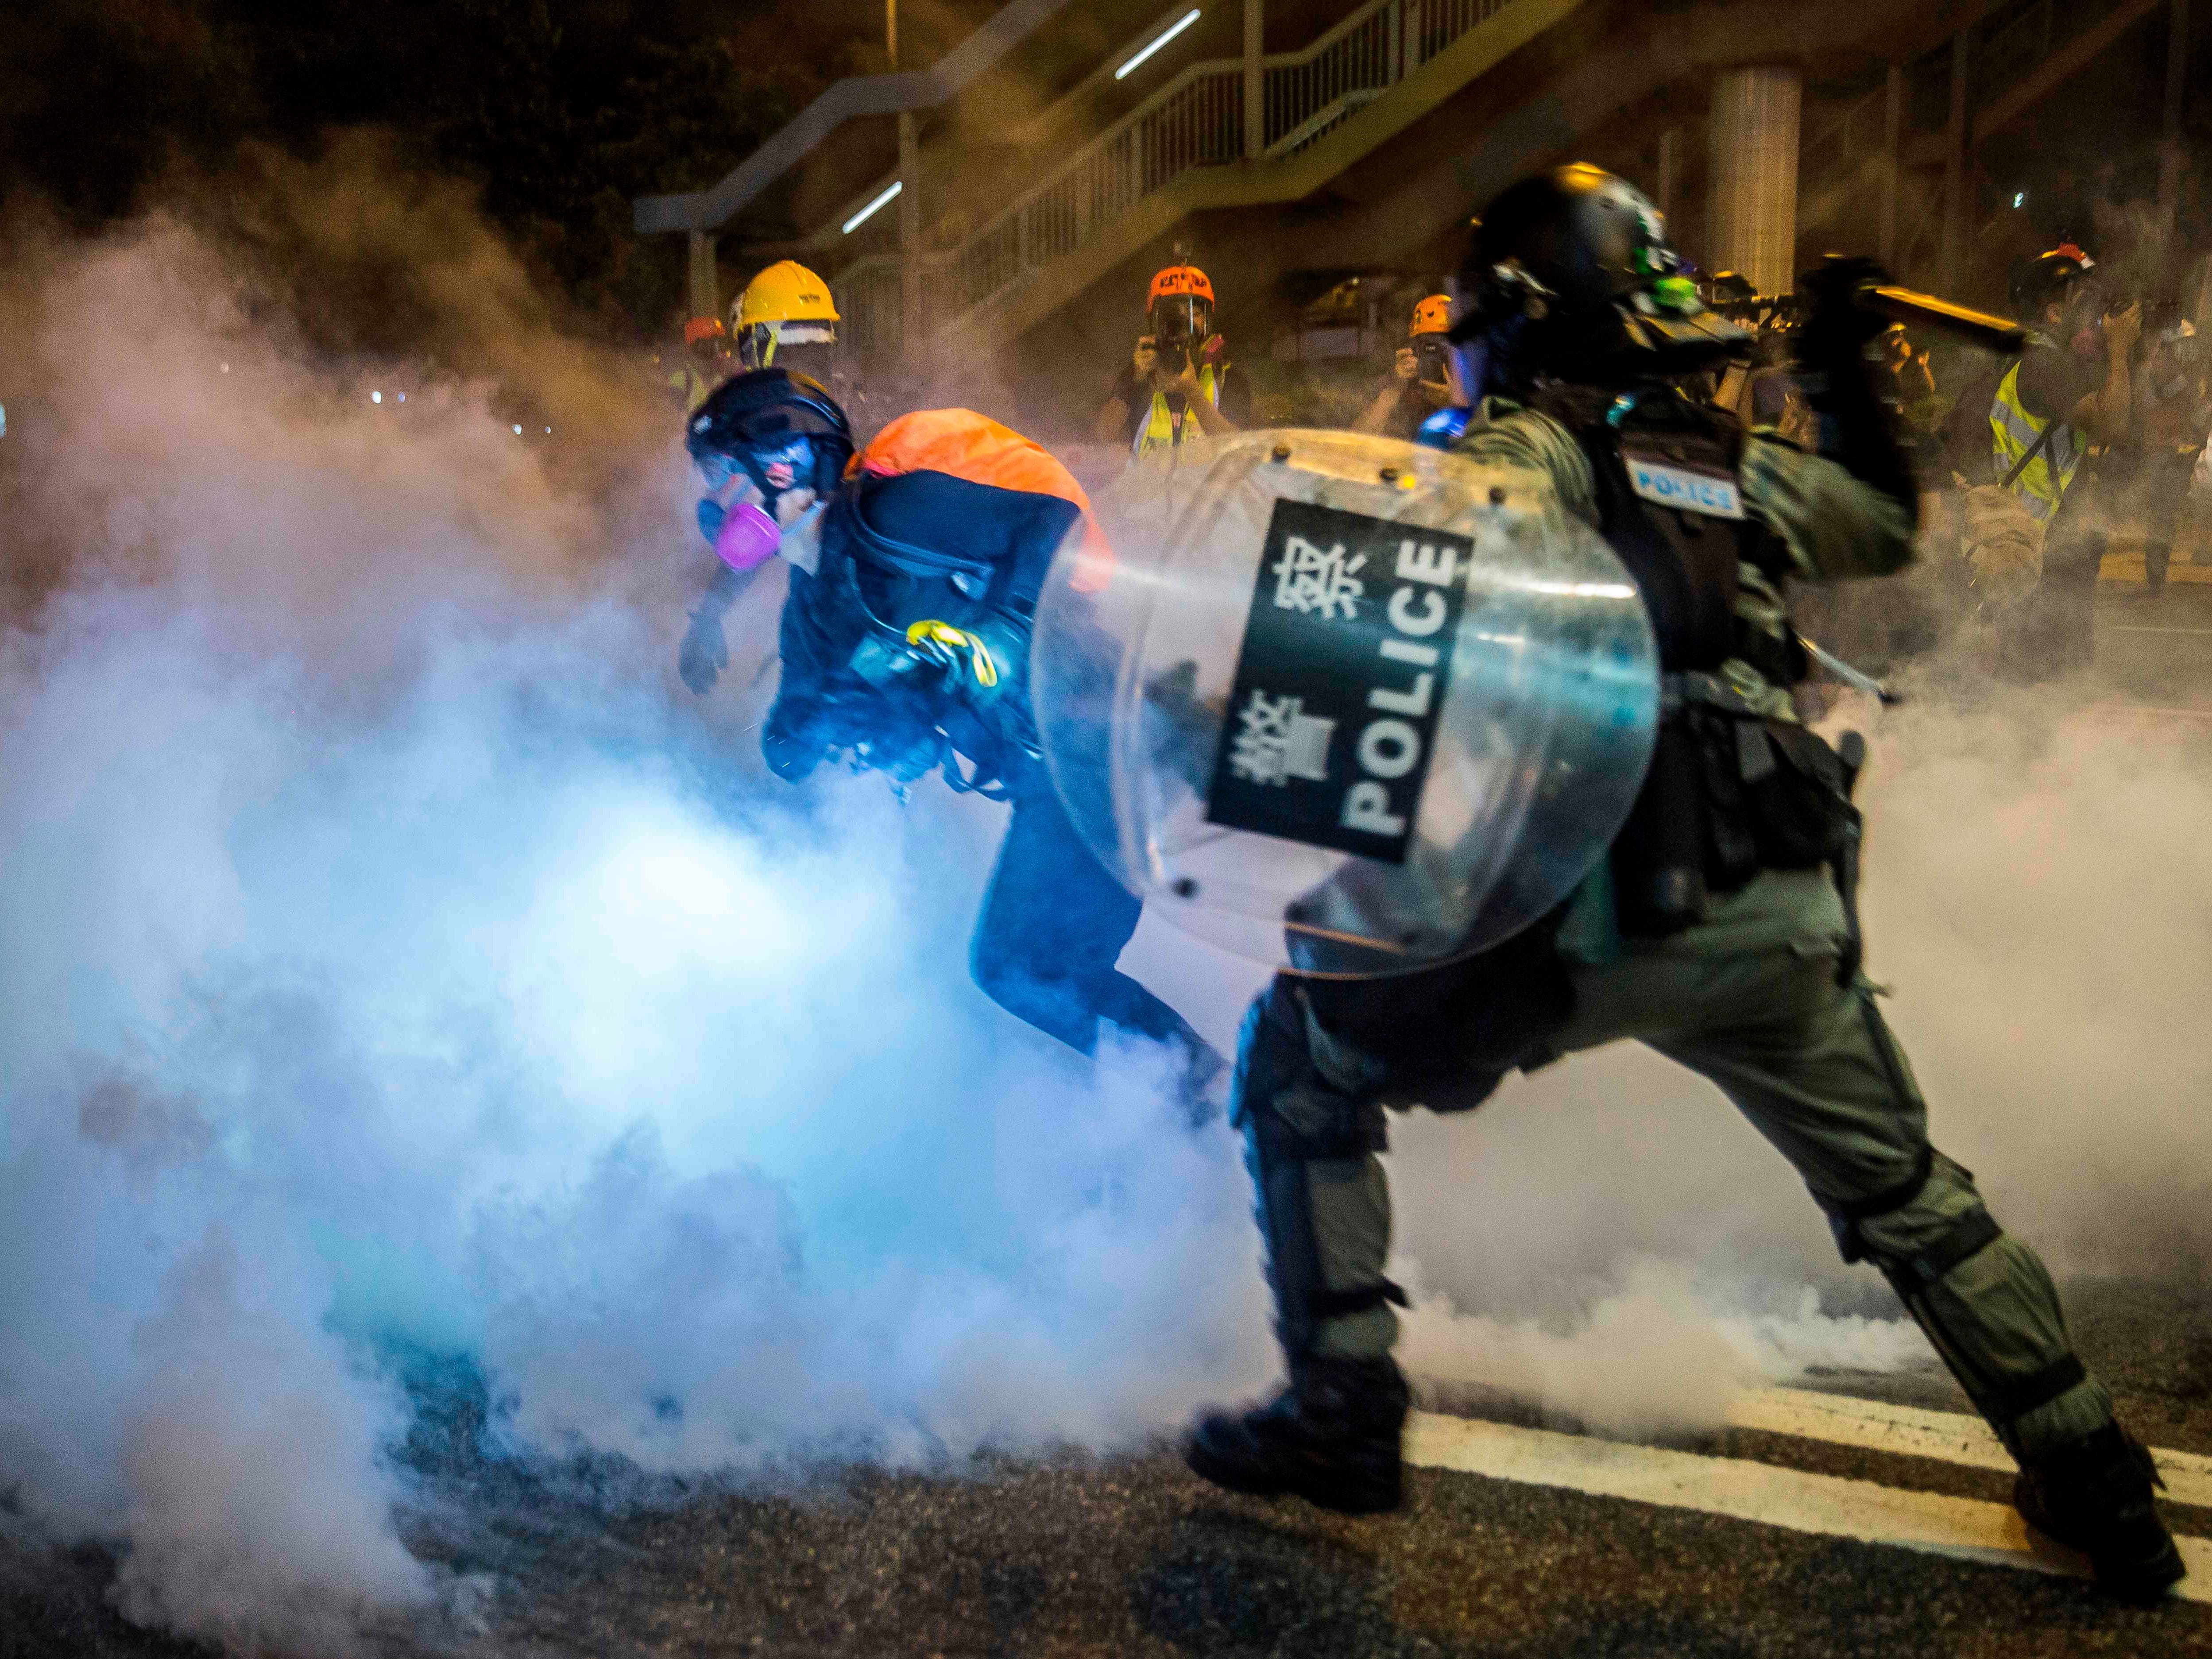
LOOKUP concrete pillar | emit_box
[898,111,923,367]
[1940,31,1969,294]
[1878,63,1903,266]
[687,230,719,323]
[1244,0,1266,158]
[1707,66,1801,298]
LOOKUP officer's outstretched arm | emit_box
[1795,256,1922,522]
[1740,440,1915,583]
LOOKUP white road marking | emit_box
[1404,1411,2211,1601]
[1730,1387,2212,1509]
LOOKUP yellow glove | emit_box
[904,620,1000,688]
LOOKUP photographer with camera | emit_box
[1093,260,1250,459]
[1351,292,1457,437]
[1987,246,2140,675]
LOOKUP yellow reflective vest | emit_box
[670,363,718,416]
[1989,358,2084,523]
[1133,362,1223,459]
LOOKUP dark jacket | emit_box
[762,413,1098,786]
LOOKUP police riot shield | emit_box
[1031,429,1659,978]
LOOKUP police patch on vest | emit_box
[1624,453,1745,519]
[1204,499,1469,864]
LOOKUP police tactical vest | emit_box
[1531,383,1837,939]
[1534,382,1790,676]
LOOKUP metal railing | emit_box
[834,0,1535,363]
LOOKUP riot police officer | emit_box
[1182,165,2183,1604]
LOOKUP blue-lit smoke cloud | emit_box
[8,198,2211,1654]
[0,215,1273,1649]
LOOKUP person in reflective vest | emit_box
[1093,261,1250,458]
[679,371,1222,1103]
[669,317,731,415]
[1988,246,2140,677]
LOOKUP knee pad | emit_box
[1819,1145,2000,1282]
[1230,982,1387,1158]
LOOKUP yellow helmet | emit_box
[735,261,840,329]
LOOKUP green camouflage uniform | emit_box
[1285,399,2114,1459]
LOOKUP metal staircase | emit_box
[831,0,1587,364]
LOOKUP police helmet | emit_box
[2009,246,2096,317]
[1450,163,1744,389]
[686,368,853,499]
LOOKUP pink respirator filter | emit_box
[714,500,783,573]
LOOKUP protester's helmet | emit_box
[1147,263,1216,348]
[1408,293,1454,336]
[732,261,841,371]
[1448,163,1742,391]
[684,316,727,347]
[686,369,853,502]
[2009,245,2098,317]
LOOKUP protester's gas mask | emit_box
[694,435,819,573]
[2059,281,2115,360]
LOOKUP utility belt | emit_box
[1612,660,1864,971]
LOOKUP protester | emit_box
[669,316,732,415]
[677,369,1222,1102]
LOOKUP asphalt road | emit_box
[6,570,2210,1659]
[3,1273,2206,1659]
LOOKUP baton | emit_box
[1866,286,2029,355]
[1710,287,2030,354]
[1798,634,1903,705]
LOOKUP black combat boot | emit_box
[1183,1354,1409,1514]
[2014,1422,2186,1602]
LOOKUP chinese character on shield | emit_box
[1227,688,1336,787]
[1270,535,1367,621]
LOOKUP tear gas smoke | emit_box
[2,173,2207,1653]
[0,204,1277,1650]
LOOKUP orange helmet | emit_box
[1147,264,1215,306]
[1408,293,1453,337]
[683,316,727,345]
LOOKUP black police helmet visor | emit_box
[1448,164,1674,343]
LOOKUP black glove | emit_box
[856,723,945,786]
[1795,255,1920,518]
[762,721,823,782]
[1796,255,1891,379]
[677,563,748,695]
[678,607,729,695]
